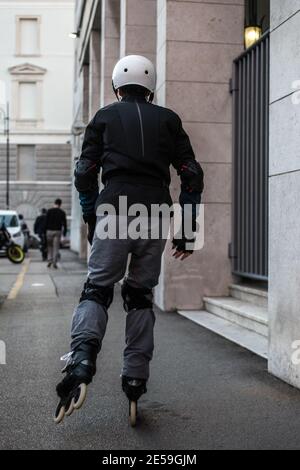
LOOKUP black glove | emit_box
[172,235,195,254]
[83,214,96,245]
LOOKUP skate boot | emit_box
[54,342,97,424]
[122,376,147,427]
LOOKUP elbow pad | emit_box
[179,161,204,193]
[74,159,99,192]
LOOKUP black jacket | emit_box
[34,214,47,235]
[46,208,67,236]
[78,94,203,214]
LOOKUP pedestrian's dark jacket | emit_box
[20,220,29,235]
[77,94,204,219]
[34,214,47,235]
[46,208,67,236]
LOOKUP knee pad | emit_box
[80,279,114,309]
[121,282,153,312]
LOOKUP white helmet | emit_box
[112,55,156,94]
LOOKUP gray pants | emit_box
[47,230,61,264]
[71,216,167,380]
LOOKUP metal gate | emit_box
[231,33,269,281]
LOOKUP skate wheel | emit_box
[54,403,65,424]
[65,397,75,417]
[73,383,87,410]
[129,401,137,428]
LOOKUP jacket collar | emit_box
[121,95,147,103]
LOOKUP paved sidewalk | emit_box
[1,250,300,450]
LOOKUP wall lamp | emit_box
[244,25,262,49]
[244,0,263,49]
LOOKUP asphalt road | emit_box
[1,250,300,450]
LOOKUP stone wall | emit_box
[156,0,244,310]
[101,0,121,107]
[268,1,300,388]
[120,0,157,65]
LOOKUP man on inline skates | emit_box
[55,55,204,425]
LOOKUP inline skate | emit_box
[122,376,147,427]
[54,342,97,424]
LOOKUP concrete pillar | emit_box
[120,0,156,64]
[155,0,244,311]
[100,0,120,106]
[268,2,300,388]
[82,64,90,124]
[89,29,101,118]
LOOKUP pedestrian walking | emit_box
[18,214,30,253]
[34,209,48,261]
[46,199,67,269]
[54,55,204,425]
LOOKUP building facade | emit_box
[0,0,74,230]
[71,0,300,390]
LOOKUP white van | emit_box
[0,210,25,249]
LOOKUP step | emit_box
[203,296,268,337]
[230,283,268,308]
[178,310,268,359]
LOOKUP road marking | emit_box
[7,259,31,300]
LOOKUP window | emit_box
[0,215,19,228]
[9,63,46,128]
[19,82,37,120]
[17,145,36,181]
[16,16,40,56]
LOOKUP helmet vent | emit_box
[145,70,149,74]
[124,68,128,72]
